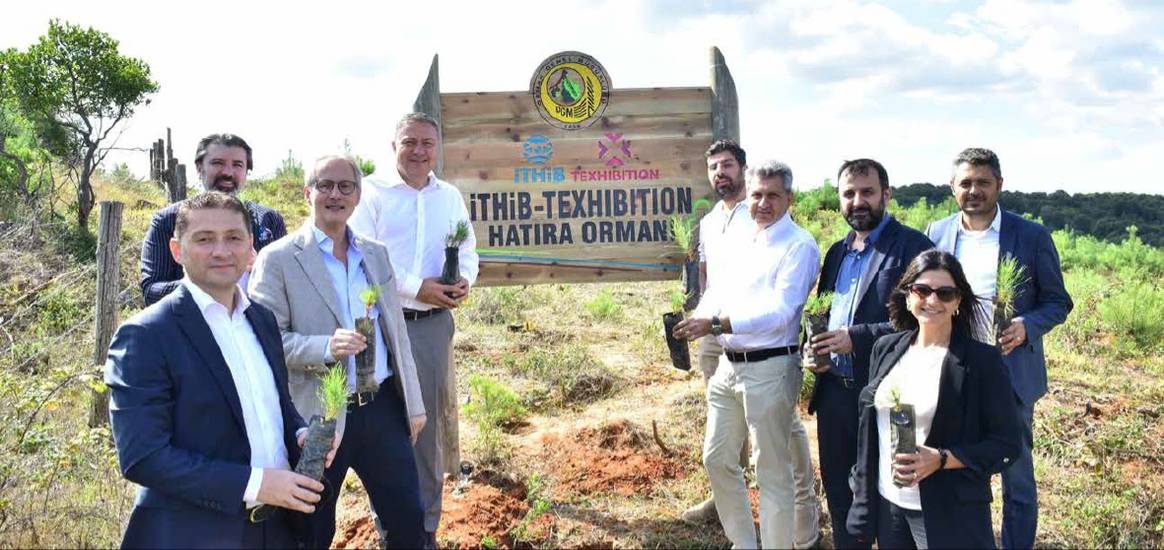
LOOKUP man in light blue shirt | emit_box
[250,155,428,548]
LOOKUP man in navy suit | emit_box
[140,133,286,306]
[107,191,329,549]
[805,159,932,548]
[926,148,1073,549]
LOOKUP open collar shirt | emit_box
[182,278,288,508]
[693,212,822,351]
[313,226,393,390]
[349,171,479,311]
[954,205,1002,335]
[698,199,750,292]
[827,214,892,379]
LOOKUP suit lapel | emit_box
[172,285,248,434]
[292,225,346,327]
[926,333,968,446]
[356,235,395,345]
[855,220,894,307]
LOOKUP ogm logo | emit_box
[522,134,553,165]
[530,51,611,130]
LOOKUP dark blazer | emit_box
[105,284,306,549]
[140,200,286,306]
[927,209,1073,405]
[808,216,933,413]
[847,330,1022,549]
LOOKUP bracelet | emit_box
[938,448,949,470]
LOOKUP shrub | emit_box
[463,374,528,429]
[1098,282,1164,353]
[584,288,622,320]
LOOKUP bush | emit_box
[463,374,527,429]
[584,288,622,321]
[1098,281,1164,353]
[507,344,621,407]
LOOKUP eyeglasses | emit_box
[908,283,960,303]
[313,179,358,196]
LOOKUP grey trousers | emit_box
[698,336,821,548]
[406,309,455,533]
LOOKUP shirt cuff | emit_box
[243,467,263,508]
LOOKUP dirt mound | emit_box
[541,419,687,497]
[439,470,530,548]
[332,515,380,549]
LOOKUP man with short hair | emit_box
[806,158,932,548]
[107,191,325,549]
[926,147,1073,549]
[350,112,478,544]
[141,133,286,305]
[675,160,821,549]
[250,155,429,548]
[682,140,821,549]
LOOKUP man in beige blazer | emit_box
[249,154,427,549]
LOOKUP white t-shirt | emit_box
[875,344,947,511]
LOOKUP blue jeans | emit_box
[1001,398,1037,549]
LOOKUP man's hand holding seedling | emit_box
[329,329,367,358]
[808,327,852,373]
[256,469,324,513]
[998,318,1026,356]
[418,277,468,309]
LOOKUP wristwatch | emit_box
[710,316,723,336]
[938,448,949,470]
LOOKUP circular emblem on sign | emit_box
[530,51,611,130]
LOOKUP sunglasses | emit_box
[908,283,960,303]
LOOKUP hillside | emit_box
[0,174,1162,548]
[893,182,1164,247]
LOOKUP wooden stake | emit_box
[89,201,124,428]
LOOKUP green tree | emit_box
[5,20,158,230]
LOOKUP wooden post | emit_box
[412,54,444,179]
[710,46,740,142]
[172,164,187,202]
[88,201,124,428]
[413,53,458,474]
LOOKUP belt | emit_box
[829,372,857,389]
[348,380,387,408]
[724,345,799,363]
[403,308,443,321]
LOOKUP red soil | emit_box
[538,420,687,497]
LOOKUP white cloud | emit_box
[2,0,1162,196]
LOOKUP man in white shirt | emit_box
[250,155,430,548]
[106,192,330,549]
[675,160,822,549]
[683,141,821,549]
[350,112,479,544]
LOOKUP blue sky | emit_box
[3,0,1162,195]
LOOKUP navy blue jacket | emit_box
[140,201,285,306]
[927,209,1073,405]
[847,330,1022,549]
[105,284,305,549]
[808,216,933,413]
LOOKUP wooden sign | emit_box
[413,48,739,286]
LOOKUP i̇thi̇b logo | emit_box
[531,51,611,130]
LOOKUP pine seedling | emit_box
[316,364,349,421]
[669,214,696,255]
[995,256,1028,320]
[446,220,470,248]
[359,284,381,318]
[804,291,835,317]
[669,287,686,313]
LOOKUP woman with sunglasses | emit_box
[846,249,1021,549]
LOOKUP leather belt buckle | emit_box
[349,391,376,408]
[840,377,855,390]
